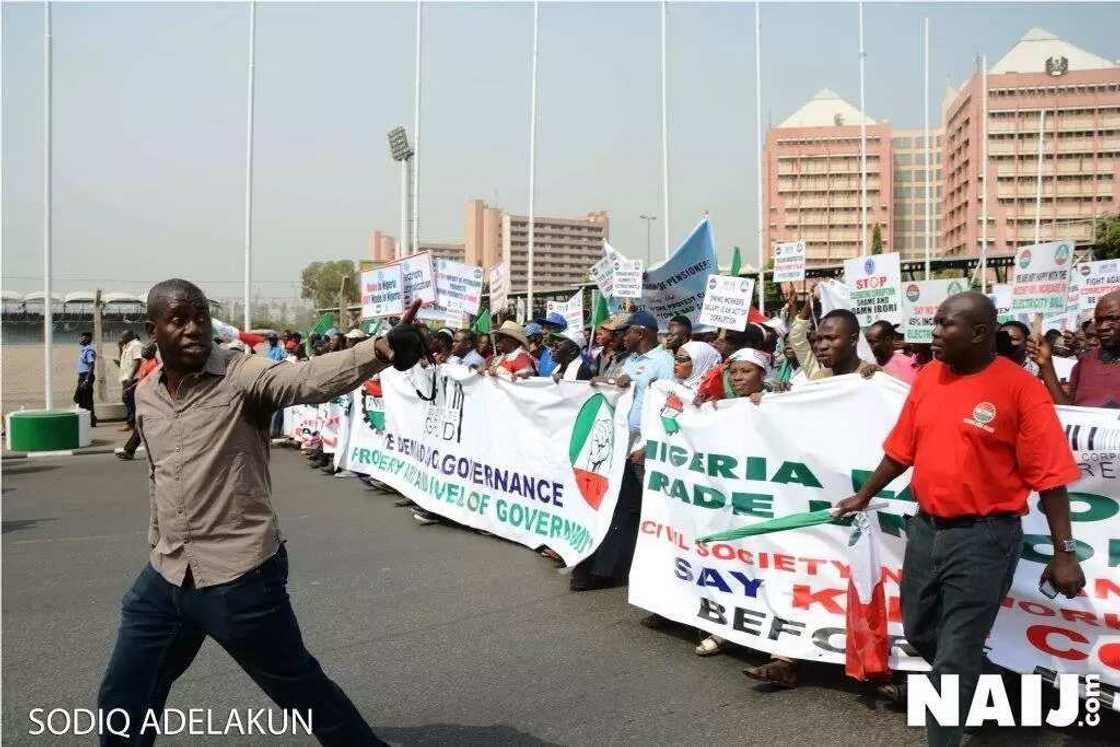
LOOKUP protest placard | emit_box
[489,263,509,312]
[546,291,584,336]
[1009,240,1074,316]
[434,259,484,316]
[391,251,436,306]
[1074,259,1120,312]
[843,252,902,326]
[360,265,404,318]
[613,259,644,299]
[590,252,616,297]
[698,275,755,331]
[901,278,966,342]
[772,241,807,283]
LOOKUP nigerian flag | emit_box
[590,290,609,331]
[730,246,743,277]
[472,308,492,333]
[305,313,334,355]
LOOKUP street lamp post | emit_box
[640,214,657,264]
[387,126,415,258]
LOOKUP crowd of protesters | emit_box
[69,277,1117,747]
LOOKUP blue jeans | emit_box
[97,547,383,746]
[901,512,1022,747]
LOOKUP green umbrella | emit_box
[697,501,887,543]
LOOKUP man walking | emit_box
[74,331,98,426]
[97,279,419,746]
[118,331,144,431]
[837,292,1085,746]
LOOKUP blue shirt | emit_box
[76,344,96,375]
[537,347,558,377]
[622,345,674,432]
[267,345,285,363]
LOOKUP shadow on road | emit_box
[377,724,562,746]
[2,517,57,534]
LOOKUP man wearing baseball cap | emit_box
[572,310,673,591]
[530,312,569,377]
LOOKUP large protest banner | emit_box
[343,367,635,566]
[630,377,1119,688]
[629,218,718,331]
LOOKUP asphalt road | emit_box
[2,452,1113,746]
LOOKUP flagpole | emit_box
[527,0,539,314]
[923,17,931,280]
[1034,109,1046,245]
[754,2,765,314]
[858,0,867,256]
[980,54,989,291]
[242,0,257,330]
[43,0,54,409]
[412,0,422,253]
[660,0,670,259]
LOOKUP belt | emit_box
[917,510,1020,530]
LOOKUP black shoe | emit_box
[569,574,620,592]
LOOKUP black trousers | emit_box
[574,460,643,582]
[74,373,97,426]
[97,547,384,746]
[901,512,1022,747]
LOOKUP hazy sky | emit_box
[3,1,1118,302]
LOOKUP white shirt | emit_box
[119,339,143,382]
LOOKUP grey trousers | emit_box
[901,511,1022,747]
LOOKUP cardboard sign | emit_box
[360,265,404,318]
[843,252,902,327]
[698,275,755,331]
[613,259,644,299]
[772,241,807,283]
[1075,259,1120,313]
[901,278,966,343]
[489,262,509,313]
[1010,240,1074,316]
[434,259,484,316]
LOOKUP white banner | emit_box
[434,259,484,316]
[772,241,807,283]
[489,263,509,313]
[360,266,405,319]
[901,279,966,343]
[546,291,584,338]
[343,367,635,566]
[844,253,902,327]
[397,251,437,306]
[1011,240,1074,316]
[630,377,1119,688]
[590,250,617,298]
[699,275,755,332]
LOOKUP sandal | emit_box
[743,659,799,688]
[695,635,726,656]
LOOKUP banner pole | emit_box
[923,17,931,281]
[858,0,867,256]
[754,2,765,315]
[527,0,539,315]
[412,0,423,252]
[1034,109,1046,245]
[242,0,256,330]
[660,0,670,259]
[43,0,54,410]
[980,54,989,292]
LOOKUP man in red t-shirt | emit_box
[838,292,1085,747]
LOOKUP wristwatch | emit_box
[1056,539,1077,554]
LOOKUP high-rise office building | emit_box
[941,28,1120,256]
[891,128,944,260]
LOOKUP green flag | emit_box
[696,501,887,543]
[472,308,492,333]
[361,318,383,336]
[730,245,742,277]
[590,290,609,330]
[305,313,334,356]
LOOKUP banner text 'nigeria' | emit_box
[629,217,718,332]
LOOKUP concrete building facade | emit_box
[891,128,944,260]
[763,89,893,265]
[941,28,1120,256]
[501,210,610,292]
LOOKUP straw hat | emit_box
[492,320,530,349]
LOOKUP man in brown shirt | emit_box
[98,279,417,746]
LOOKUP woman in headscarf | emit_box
[672,341,722,392]
[698,347,772,403]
